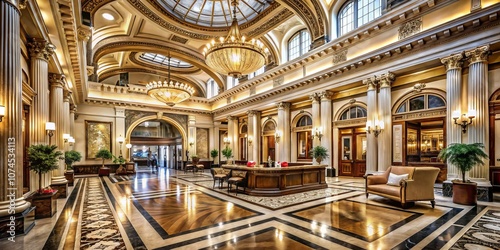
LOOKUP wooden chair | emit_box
[227,170,248,196]
[210,168,228,189]
[184,164,195,174]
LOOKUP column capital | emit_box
[70,104,77,113]
[465,45,490,65]
[77,26,92,42]
[246,110,260,116]
[376,72,395,88]
[440,53,464,71]
[63,90,72,102]
[227,115,238,121]
[362,77,377,91]
[49,73,65,88]
[276,102,291,110]
[18,0,27,9]
[29,38,56,61]
[309,93,321,103]
[320,91,333,101]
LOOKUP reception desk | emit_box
[222,165,327,196]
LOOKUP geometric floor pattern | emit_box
[2,168,500,250]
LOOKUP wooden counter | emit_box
[222,165,327,196]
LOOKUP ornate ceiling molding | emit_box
[128,52,202,75]
[92,37,225,88]
[278,0,325,41]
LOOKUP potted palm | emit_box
[27,144,63,218]
[95,149,113,176]
[64,150,82,186]
[438,143,488,205]
[221,147,233,165]
[211,149,219,168]
[310,146,329,164]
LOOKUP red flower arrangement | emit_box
[38,187,57,195]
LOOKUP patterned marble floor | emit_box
[2,168,500,250]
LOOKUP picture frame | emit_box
[85,120,113,160]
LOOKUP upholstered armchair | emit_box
[227,170,248,195]
[364,166,440,208]
[210,168,228,189]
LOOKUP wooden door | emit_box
[339,128,367,177]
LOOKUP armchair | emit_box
[364,166,439,208]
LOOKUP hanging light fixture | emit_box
[203,0,268,78]
[146,53,195,107]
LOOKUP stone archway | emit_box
[125,115,188,161]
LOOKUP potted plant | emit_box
[310,146,329,164]
[27,144,62,218]
[210,149,219,167]
[221,147,233,165]
[113,155,127,175]
[64,150,81,186]
[95,149,113,176]
[438,143,488,205]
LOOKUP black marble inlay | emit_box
[63,179,87,249]
[42,179,82,250]
[130,188,264,239]
[155,218,275,250]
[455,205,486,226]
[200,227,329,250]
[391,205,463,250]
[101,177,146,249]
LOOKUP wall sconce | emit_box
[189,138,195,147]
[68,137,75,146]
[248,136,253,146]
[223,137,230,146]
[63,133,70,143]
[275,131,281,143]
[126,143,132,162]
[45,122,55,137]
[117,135,125,156]
[366,120,384,137]
[311,127,323,141]
[452,110,475,133]
[0,105,5,122]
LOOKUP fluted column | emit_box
[69,105,76,140]
[465,45,490,179]
[0,0,31,217]
[77,26,91,86]
[227,116,238,160]
[310,93,321,148]
[441,53,464,179]
[28,38,55,193]
[49,73,67,183]
[363,77,378,173]
[277,102,291,162]
[377,72,395,171]
[320,91,333,167]
[247,110,261,163]
[62,90,71,152]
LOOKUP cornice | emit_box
[83,98,212,115]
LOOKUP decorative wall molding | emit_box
[398,18,423,40]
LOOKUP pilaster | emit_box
[320,91,333,167]
[376,72,395,171]
[465,45,490,179]
[277,102,291,162]
[309,93,321,149]
[227,116,238,160]
[49,73,67,182]
[441,52,464,178]
[62,90,71,152]
[247,110,261,163]
[363,77,378,173]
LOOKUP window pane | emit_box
[397,103,406,113]
[340,110,349,120]
[357,0,381,27]
[428,95,445,108]
[356,107,367,118]
[349,107,357,118]
[409,96,425,111]
[339,2,355,35]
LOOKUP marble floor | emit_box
[2,168,500,250]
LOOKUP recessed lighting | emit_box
[102,13,115,21]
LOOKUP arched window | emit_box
[288,29,310,61]
[338,0,381,36]
[340,106,367,120]
[396,94,445,113]
[295,116,313,160]
[206,79,218,98]
[227,76,239,90]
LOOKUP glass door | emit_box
[339,128,367,177]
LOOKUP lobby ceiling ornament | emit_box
[203,0,268,78]
[146,54,194,107]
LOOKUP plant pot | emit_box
[316,157,322,164]
[452,181,477,205]
[192,157,200,164]
[32,190,58,219]
[64,171,74,186]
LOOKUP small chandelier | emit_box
[203,0,268,78]
[146,54,194,107]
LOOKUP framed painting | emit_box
[86,120,113,160]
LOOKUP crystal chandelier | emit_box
[146,55,195,107]
[203,0,268,78]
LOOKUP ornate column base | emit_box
[0,198,34,240]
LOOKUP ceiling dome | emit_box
[156,0,273,28]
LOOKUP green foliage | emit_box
[221,147,233,160]
[112,155,126,164]
[28,144,63,174]
[310,146,329,164]
[64,150,82,170]
[95,149,113,167]
[27,144,63,193]
[210,149,219,160]
[438,143,488,183]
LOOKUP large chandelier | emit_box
[203,0,268,78]
[146,55,195,107]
